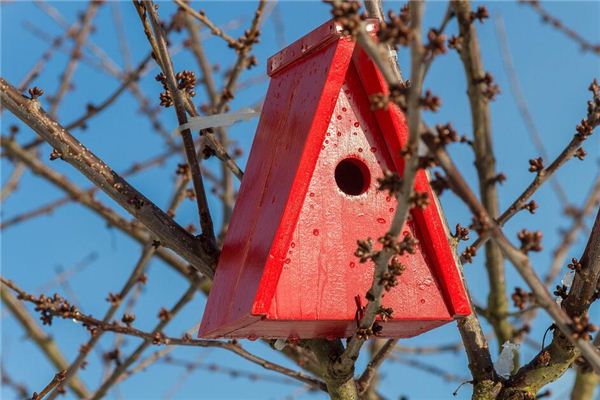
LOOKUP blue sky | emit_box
[1,1,599,399]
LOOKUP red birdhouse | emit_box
[199,19,470,339]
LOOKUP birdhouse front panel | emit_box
[264,70,452,338]
[199,19,470,339]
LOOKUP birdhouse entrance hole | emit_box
[334,158,370,196]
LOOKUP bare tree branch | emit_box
[0,78,217,277]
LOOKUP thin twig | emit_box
[142,1,217,249]
[1,289,89,398]
[48,1,101,117]
[494,14,570,206]
[357,339,398,395]
[0,162,26,202]
[452,0,513,347]
[31,370,67,400]
[522,0,600,55]
[173,0,241,49]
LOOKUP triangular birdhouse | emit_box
[199,19,470,339]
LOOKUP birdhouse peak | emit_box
[267,18,377,77]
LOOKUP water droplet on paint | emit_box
[420,299,426,304]
[309,192,315,197]
[352,132,357,136]
[342,107,347,112]
[358,148,363,152]
[389,208,395,213]
[313,229,320,236]
[337,131,342,137]
[354,122,360,128]
[325,140,329,144]
[326,132,331,136]
[370,147,377,153]
[349,261,356,268]
[291,242,296,248]
[285,258,291,264]
[385,196,391,202]
[377,218,386,224]
[337,115,342,120]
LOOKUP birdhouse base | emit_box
[200,316,452,339]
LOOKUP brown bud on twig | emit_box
[430,171,450,195]
[158,308,172,322]
[379,258,405,291]
[522,200,539,214]
[469,6,489,23]
[528,157,544,174]
[106,293,121,306]
[426,28,447,57]
[121,313,135,326]
[447,35,463,51]
[462,246,477,263]
[567,257,582,272]
[369,93,389,110]
[511,287,534,310]
[102,349,121,366]
[355,238,375,263]
[474,72,500,100]
[176,163,189,176]
[469,214,489,235]
[570,314,598,340]
[389,82,409,107]
[435,123,460,146]
[202,145,216,160]
[419,90,441,112]
[575,119,593,139]
[517,229,543,253]
[488,172,506,185]
[377,232,418,256]
[28,86,44,99]
[377,171,403,195]
[378,8,412,46]
[452,224,470,241]
[152,331,166,345]
[574,147,587,160]
[159,91,173,107]
[398,232,418,255]
[410,191,430,209]
[554,284,569,300]
[49,149,63,161]
[377,306,394,322]
[418,155,437,170]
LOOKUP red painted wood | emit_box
[351,47,471,317]
[199,19,470,339]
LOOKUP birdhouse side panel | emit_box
[206,39,355,334]
[352,46,471,318]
